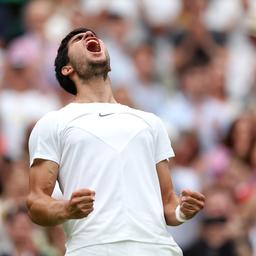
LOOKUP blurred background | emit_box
[0,0,256,255]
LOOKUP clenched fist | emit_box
[179,189,205,220]
[65,188,95,219]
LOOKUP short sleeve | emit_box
[153,115,175,163]
[28,112,61,167]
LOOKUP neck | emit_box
[74,76,116,103]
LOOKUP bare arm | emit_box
[156,160,205,226]
[26,159,95,226]
[156,160,181,226]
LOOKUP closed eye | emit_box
[74,35,83,42]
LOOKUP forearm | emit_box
[164,205,180,226]
[27,192,69,226]
[156,161,204,225]
[163,192,182,226]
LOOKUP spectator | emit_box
[223,114,255,165]
[0,40,60,159]
[0,205,43,256]
[7,0,59,90]
[100,6,137,88]
[126,41,169,114]
[184,185,252,256]
[171,0,218,73]
[160,60,230,151]
[225,0,256,102]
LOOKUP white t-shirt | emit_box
[29,103,176,253]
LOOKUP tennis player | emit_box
[27,28,205,256]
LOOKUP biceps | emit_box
[29,159,59,196]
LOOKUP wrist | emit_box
[60,200,70,221]
[175,205,188,223]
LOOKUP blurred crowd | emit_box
[0,0,256,255]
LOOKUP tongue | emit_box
[87,41,101,52]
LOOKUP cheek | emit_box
[69,50,88,68]
[69,44,86,60]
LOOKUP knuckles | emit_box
[68,199,94,218]
[70,196,94,206]
[181,201,204,216]
[71,206,94,219]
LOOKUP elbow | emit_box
[26,193,33,211]
[26,192,63,227]
[26,193,47,226]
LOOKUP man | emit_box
[1,205,42,256]
[27,27,205,256]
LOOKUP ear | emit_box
[61,65,74,77]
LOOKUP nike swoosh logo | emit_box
[99,113,114,117]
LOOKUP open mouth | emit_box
[86,38,101,52]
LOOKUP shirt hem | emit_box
[30,154,60,167]
[66,236,178,253]
[155,151,175,164]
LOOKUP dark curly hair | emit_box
[54,27,95,95]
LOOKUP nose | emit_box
[84,31,96,39]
